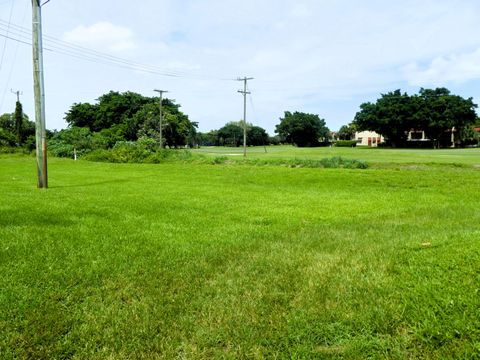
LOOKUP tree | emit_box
[14,101,23,145]
[337,123,357,140]
[0,111,35,147]
[196,131,219,146]
[354,90,418,147]
[275,111,329,147]
[217,122,244,146]
[417,88,477,148]
[247,125,269,146]
[63,91,196,149]
[354,88,477,148]
[64,102,98,131]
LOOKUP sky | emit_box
[1,0,480,134]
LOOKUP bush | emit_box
[84,142,196,164]
[335,140,357,147]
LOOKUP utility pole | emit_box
[237,77,253,157]
[32,0,47,188]
[154,89,168,148]
[11,89,22,102]
[11,89,23,146]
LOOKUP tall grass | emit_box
[0,153,479,359]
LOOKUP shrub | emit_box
[84,142,196,164]
[335,140,357,147]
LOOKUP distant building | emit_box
[354,131,384,147]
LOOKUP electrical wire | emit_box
[0,0,14,72]
[0,0,16,112]
[0,18,236,81]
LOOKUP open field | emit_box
[0,149,479,359]
[192,145,480,167]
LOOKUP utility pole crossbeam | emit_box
[237,77,253,157]
[154,89,168,148]
[11,89,23,102]
[32,0,47,188]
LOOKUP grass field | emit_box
[1,147,479,359]
[192,145,480,166]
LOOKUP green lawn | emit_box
[0,150,479,359]
[193,145,480,166]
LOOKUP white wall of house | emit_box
[354,131,384,147]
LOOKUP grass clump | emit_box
[239,156,368,169]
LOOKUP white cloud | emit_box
[403,48,480,86]
[63,21,136,52]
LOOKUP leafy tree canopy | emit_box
[337,123,357,140]
[63,91,197,149]
[353,88,477,147]
[0,109,34,146]
[275,111,329,147]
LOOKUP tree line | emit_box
[1,87,479,155]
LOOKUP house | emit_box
[354,131,384,147]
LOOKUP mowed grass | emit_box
[0,149,479,359]
[192,145,480,167]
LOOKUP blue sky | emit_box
[1,0,480,134]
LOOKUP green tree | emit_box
[217,122,244,146]
[247,125,269,146]
[337,123,357,140]
[14,101,23,145]
[196,131,219,146]
[354,88,477,148]
[417,88,477,148]
[275,111,329,147]
[0,111,35,147]
[63,91,196,149]
[64,102,98,131]
[354,90,418,147]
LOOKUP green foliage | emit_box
[14,101,23,144]
[247,125,269,146]
[354,90,417,147]
[418,88,477,148]
[337,123,357,140]
[63,91,197,149]
[217,122,244,146]
[354,88,478,148]
[0,108,35,148]
[199,124,270,147]
[275,111,330,147]
[196,130,220,146]
[0,127,16,146]
[84,142,194,164]
[335,140,357,147]
[49,127,93,158]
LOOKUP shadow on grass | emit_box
[48,177,132,189]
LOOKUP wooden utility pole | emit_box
[32,0,47,188]
[237,77,253,157]
[11,89,22,102]
[154,89,168,148]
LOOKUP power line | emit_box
[0,0,27,113]
[0,19,235,81]
[0,0,14,73]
